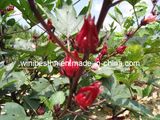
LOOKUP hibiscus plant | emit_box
[0,0,160,120]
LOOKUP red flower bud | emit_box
[116,46,127,54]
[6,5,14,11]
[36,106,45,115]
[141,14,157,26]
[0,9,6,16]
[61,50,81,78]
[95,43,108,63]
[75,15,99,54]
[47,19,53,29]
[101,43,108,55]
[75,81,102,109]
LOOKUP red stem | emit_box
[27,0,74,58]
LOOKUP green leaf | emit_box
[49,91,65,107]
[114,71,139,86]
[7,71,29,90]
[125,45,144,61]
[102,77,131,101]
[94,66,113,78]
[123,17,134,29]
[0,68,5,81]
[34,42,56,56]
[31,78,50,92]
[111,85,131,101]
[52,77,69,87]
[38,3,84,36]
[126,0,140,6]
[114,98,153,116]
[134,1,147,17]
[79,0,92,15]
[142,85,153,97]
[0,102,30,120]
[56,0,64,8]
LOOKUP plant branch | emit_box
[104,25,141,60]
[97,0,123,33]
[27,0,73,58]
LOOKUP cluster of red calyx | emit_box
[91,43,108,70]
[0,5,14,16]
[60,50,81,79]
[95,43,108,63]
[36,106,45,115]
[75,81,102,109]
[141,13,157,26]
[75,15,99,54]
[116,45,127,54]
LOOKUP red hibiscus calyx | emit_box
[141,13,157,26]
[75,81,102,109]
[60,50,81,79]
[75,15,99,54]
[116,45,127,54]
[36,106,45,115]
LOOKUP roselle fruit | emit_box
[60,50,81,79]
[75,15,99,54]
[36,106,45,115]
[141,14,157,26]
[116,45,127,54]
[75,81,102,109]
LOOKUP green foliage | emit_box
[38,3,83,36]
[0,102,30,120]
[0,0,160,119]
[126,0,141,6]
